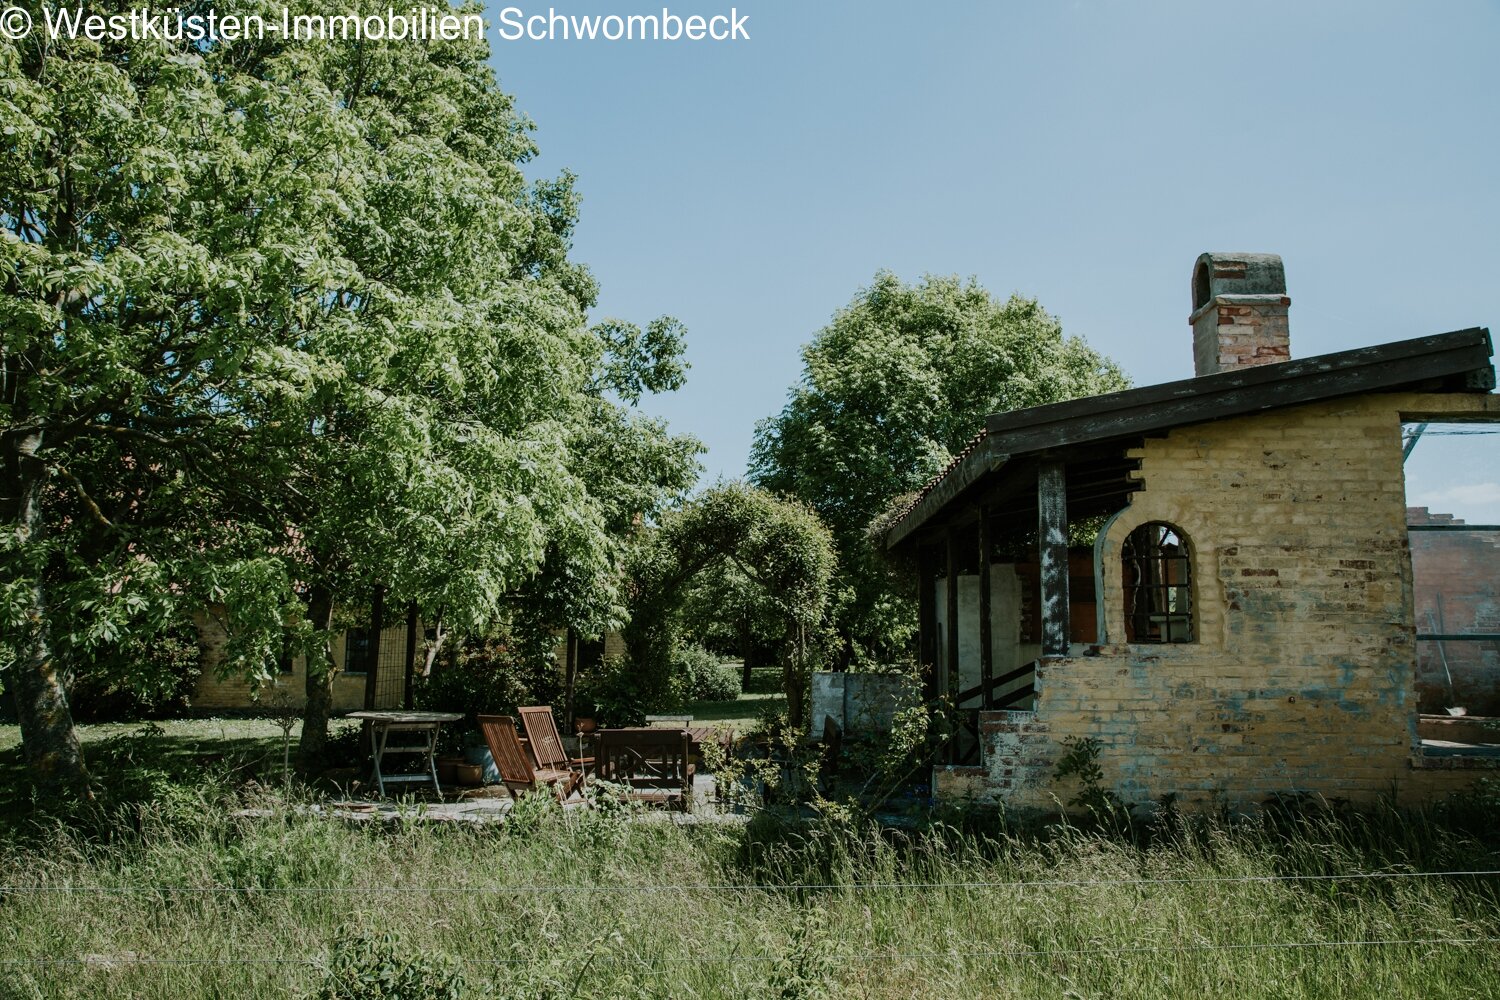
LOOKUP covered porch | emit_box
[895,443,1144,764]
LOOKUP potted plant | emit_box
[573,694,598,734]
[461,729,498,784]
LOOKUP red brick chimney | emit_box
[1189,252,1290,377]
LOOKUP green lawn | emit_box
[0,716,304,755]
[0,717,362,818]
[681,663,786,732]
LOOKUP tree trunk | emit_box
[782,625,807,730]
[8,432,91,798]
[297,584,336,771]
[738,621,754,688]
[563,628,577,731]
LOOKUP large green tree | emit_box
[750,271,1129,665]
[0,0,698,792]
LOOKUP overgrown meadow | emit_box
[1,768,1497,1000]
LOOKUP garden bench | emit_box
[644,714,694,727]
[594,728,695,812]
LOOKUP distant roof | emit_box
[885,327,1495,549]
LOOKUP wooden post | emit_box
[1037,460,1070,657]
[917,543,936,701]
[977,508,994,706]
[563,628,578,731]
[944,528,959,703]
[403,600,419,710]
[363,583,385,711]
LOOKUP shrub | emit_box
[68,620,202,721]
[675,643,742,702]
[415,628,560,724]
[309,928,465,1000]
[575,655,650,727]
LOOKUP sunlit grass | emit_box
[0,783,1497,999]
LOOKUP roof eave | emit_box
[883,327,1494,551]
[884,436,1007,549]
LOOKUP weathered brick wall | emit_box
[938,391,1500,812]
[1406,507,1500,714]
[1192,297,1291,376]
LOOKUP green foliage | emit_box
[416,626,561,724]
[678,557,785,663]
[68,620,202,722]
[763,908,838,1000]
[1053,735,1125,820]
[622,482,836,723]
[751,271,1130,660]
[0,2,700,786]
[574,655,651,728]
[674,643,742,702]
[309,927,465,1000]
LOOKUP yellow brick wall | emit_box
[938,391,1500,812]
[195,617,622,713]
[191,609,408,712]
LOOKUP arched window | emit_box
[1122,523,1194,643]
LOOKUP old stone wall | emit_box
[810,671,920,739]
[937,391,1500,812]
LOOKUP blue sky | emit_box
[488,0,1500,517]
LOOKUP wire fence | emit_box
[3,936,1498,968]
[3,868,1498,895]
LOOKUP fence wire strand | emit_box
[3,936,1497,968]
[3,868,1497,895]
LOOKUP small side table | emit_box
[348,710,463,797]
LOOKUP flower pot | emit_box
[453,763,484,787]
[463,746,499,784]
[436,755,464,785]
[575,717,597,734]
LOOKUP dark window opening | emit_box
[1192,261,1212,312]
[1123,522,1194,643]
[343,628,371,675]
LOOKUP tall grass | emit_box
[0,787,1497,999]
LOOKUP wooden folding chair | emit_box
[477,715,582,803]
[517,705,594,774]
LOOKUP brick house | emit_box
[883,252,1498,811]
[1406,506,1500,717]
[190,611,417,713]
[190,608,628,714]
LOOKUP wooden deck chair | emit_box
[477,715,582,803]
[517,705,594,773]
[594,728,694,812]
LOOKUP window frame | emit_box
[1121,521,1195,644]
[342,628,372,676]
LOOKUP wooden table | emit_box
[685,726,733,755]
[348,711,463,796]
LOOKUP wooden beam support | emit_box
[403,600,419,710]
[917,544,937,701]
[1037,460,1070,657]
[977,508,994,708]
[944,528,959,703]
